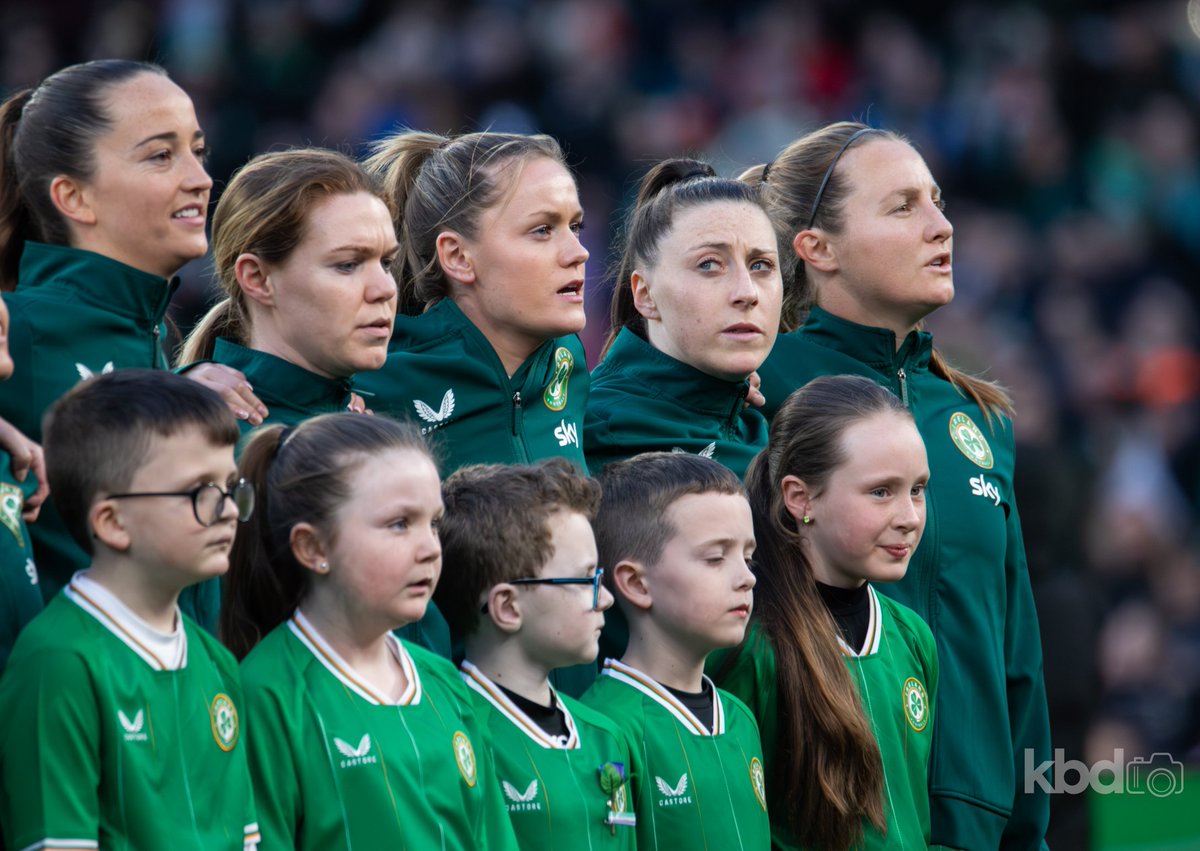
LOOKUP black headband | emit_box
[807,127,881,229]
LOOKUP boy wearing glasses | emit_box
[0,370,261,851]
[580,452,770,850]
[434,458,637,849]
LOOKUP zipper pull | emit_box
[897,367,909,407]
[511,390,522,435]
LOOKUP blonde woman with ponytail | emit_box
[750,122,1050,851]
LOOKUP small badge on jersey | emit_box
[599,761,635,831]
[453,730,477,787]
[902,677,930,732]
[749,757,767,811]
[210,693,239,751]
[948,412,994,469]
[0,482,24,546]
[543,347,574,411]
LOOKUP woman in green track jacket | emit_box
[175,148,399,635]
[355,130,590,475]
[584,158,783,480]
[745,122,1051,851]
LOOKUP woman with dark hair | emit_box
[0,60,262,605]
[747,121,1050,850]
[584,158,783,479]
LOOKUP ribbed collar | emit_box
[416,299,560,388]
[17,241,178,323]
[602,328,751,423]
[801,306,933,374]
[212,337,353,415]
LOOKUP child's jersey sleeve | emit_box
[0,647,101,850]
[242,681,301,851]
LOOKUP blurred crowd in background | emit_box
[4,0,1200,845]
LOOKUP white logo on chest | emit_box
[554,419,579,447]
[119,708,148,742]
[502,779,542,811]
[655,773,693,806]
[969,474,1001,506]
[335,734,378,768]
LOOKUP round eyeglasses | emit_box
[107,479,256,527]
[482,568,606,613]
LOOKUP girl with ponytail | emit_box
[0,60,260,606]
[715,374,937,850]
[584,158,784,479]
[225,414,518,851]
[751,122,1050,850]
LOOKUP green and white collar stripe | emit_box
[460,660,580,749]
[65,572,187,671]
[599,658,725,736]
[289,609,422,706]
[837,584,883,658]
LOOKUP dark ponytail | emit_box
[0,60,168,292]
[603,157,785,356]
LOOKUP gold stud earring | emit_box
[802,515,812,525]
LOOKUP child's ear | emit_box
[90,499,131,552]
[780,474,815,527]
[435,231,476,286]
[289,523,330,576]
[613,559,652,611]
[483,585,522,634]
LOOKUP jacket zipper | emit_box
[897,367,909,407]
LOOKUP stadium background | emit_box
[3,0,1200,847]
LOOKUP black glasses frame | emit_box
[107,479,256,527]
[481,568,606,613]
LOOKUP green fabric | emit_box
[581,659,771,850]
[756,307,1051,851]
[711,588,939,850]
[355,298,589,473]
[0,450,41,674]
[460,662,637,849]
[354,299,589,663]
[584,328,767,479]
[240,617,519,851]
[0,243,177,604]
[0,592,257,851]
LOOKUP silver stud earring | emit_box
[319,561,330,573]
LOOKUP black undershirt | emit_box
[664,679,715,733]
[497,684,570,740]
[817,581,871,654]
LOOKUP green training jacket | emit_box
[0,451,41,674]
[757,307,1051,851]
[355,298,589,473]
[584,328,767,479]
[0,242,177,603]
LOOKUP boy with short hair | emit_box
[435,458,637,849]
[0,369,261,851]
[581,451,771,849]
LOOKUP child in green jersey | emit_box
[0,369,260,851]
[713,375,939,850]
[433,458,637,848]
[224,413,518,851]
[580,452,771,850]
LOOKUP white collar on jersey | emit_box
[459,660,580,750]
[289,609,422,706]
[66,571,187,671]
[837,584,883,658]
[599,658,724,736]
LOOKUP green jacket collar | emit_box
[212,338,353,412]
[17,241,178,323]
[604,328,751,423]
[801,306,933,374]
[419,298,560,388]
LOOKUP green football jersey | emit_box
[460,661,637,850]
[581,658,771,850]
[240,612,519,851]
[0,575,260,851]
[0,450,41,674]
[712,586,939,850]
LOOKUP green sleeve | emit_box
[242,682,301,851]
[999,495,1051,850]
[0,648,101,849]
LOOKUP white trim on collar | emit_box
[460,661,579,749]
[837,584,883,658]
[65,572,187,671]
[289,610,421,706]
[599,658,723,736]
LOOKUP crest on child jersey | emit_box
[749,757,767,811]
[0,482,23,545]
[453,730,477,787]
[210,693,239,751]
[902,677,930,732]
